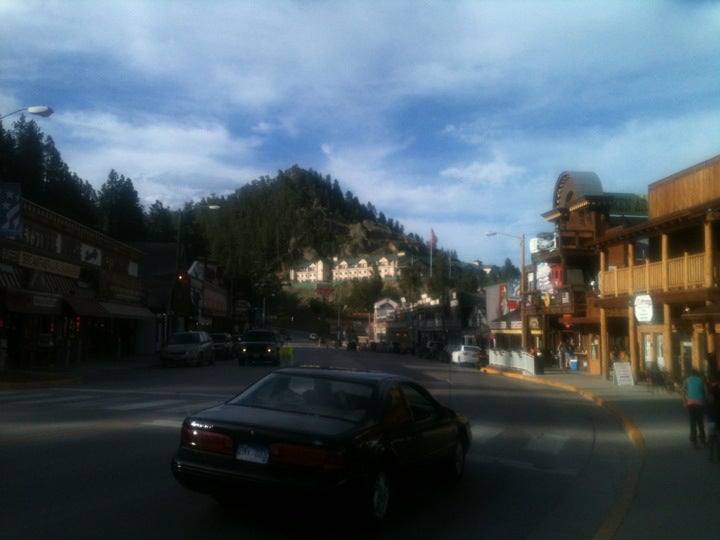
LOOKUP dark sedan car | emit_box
[210,332,236,360]
[171,367,471,521]
[237,329,281,365]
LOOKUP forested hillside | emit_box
[0,115,432,275]
[199,165,429,274]
[0,114,512,311]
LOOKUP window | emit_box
[400,383,438,422]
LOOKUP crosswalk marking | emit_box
[525,433,569,454]
[142,419,183,429]
[15,394,101,405]
[469,419,570,456]
[107,399,186,411]
[162,400,223,413]
[0,390,225,415]
[471,424,504,445]
[0,392,54,404]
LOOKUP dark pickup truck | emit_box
[237,329,281,365]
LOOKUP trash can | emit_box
[534,354,544,375]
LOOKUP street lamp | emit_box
[486,231,527,350]
[1,105,54,121]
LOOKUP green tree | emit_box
[4,116,45,203]
[97,170,146,240]
[397,261,423,303]
[346,266,384,311]
[498,258,520,282]
[42,137,97,227]
[146,200,175,241]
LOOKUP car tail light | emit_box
[268,443,344,470]
[181,425,234,456]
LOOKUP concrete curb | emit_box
[0,376,83,390]
[482,367,645,540]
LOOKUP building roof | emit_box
[552,171,603,209]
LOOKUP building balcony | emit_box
[526,285,589,316]
[599,252,719,298]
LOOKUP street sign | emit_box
[315,281,334,295]
[235,300,251,312]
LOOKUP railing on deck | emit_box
[489,349,542,375]
[600,253,713,297]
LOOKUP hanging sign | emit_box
[634,294,653,323]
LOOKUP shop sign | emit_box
[0,182,22,238]
[81,244,102,266]
[634,294,653,323]
[613,361,635,386]
[18,251,80,279]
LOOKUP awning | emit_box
[4,289,63,315]
[100,301,155,319]
[0,267,22,289]
[681,304,720,321]
[44,273,76,296]
[65,297,109,318]
[489,309,522,331]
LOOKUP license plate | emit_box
[236,443,269,464]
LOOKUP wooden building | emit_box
[526,171,648,372]
[0,194,156,369]
[596,154,720,382]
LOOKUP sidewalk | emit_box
[3,360,720,538]
[486,365,720,540]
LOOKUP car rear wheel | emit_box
[364,468,391,522]
[446,440,466,481]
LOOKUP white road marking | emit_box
[141,419,183,429]
[162,400,223,413]
[107,399,186,411]
[525,433,569,454]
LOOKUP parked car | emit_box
[237,329,281,365]
[424,341,444,360]
[210,332,236,359]
[171,367,471,521]
[450,345,484,366]
[160,331,214,367]
[439,344,454,363]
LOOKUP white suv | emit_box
[160,331,215,367]
[450,345,483,366]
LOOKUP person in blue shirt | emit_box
[706,372,720,461]
[683,369,707,449]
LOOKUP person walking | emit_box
[557,341,567,369]
[683,369,707,450]
[706,372,720,461]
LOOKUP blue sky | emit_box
[2,1,719,267]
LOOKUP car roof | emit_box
[274,366,410,384]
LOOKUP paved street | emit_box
[2,346,719,538]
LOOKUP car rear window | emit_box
[244,331,276,342]
[169,333,200,345]
[229,373,378,423]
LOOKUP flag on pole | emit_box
[429,228,437,277]
[0,183,22,238]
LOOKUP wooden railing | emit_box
[526,285,588,315]
[600,253,712,297]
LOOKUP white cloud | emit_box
[1,0,718,266]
